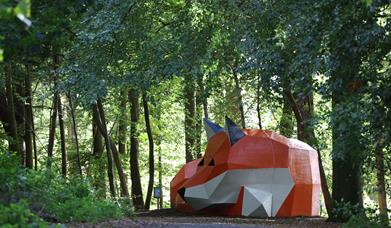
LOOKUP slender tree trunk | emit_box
[157,134,163,209]
[94,101,116,197]
[197,76,209,119]
[15,73,26,166]
[32,117,38,170]
[5,64,22,160]
[256,74,262,129]
[156,109,164,209]
[24,64,33,169]
[143,91,155,210]
[232,69,245,129]
[32,104,38,170]
[184,75,196,162]
[194,87,202,158]
[92,109,106,197]
[109,136,129,197]
[128,89,144,209]
[68,94,82,176]
[94,101,129,197]
[285,90,333,217]
[58,97,67,177]
[374,139,388,224]
[47,55,60,168]
[47,90,58,168]
[93,111,104,157]
[118,89,127,154]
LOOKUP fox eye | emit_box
[198,158,215,166]
[198,158,205,166]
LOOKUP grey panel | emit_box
[249,205,268,217]
[184,168,294,217]
[224,116,245,145]
[204,118,224,140]
[242,187,272,217]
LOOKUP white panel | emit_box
[184,168,294,217]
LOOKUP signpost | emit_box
[153,186,162,209]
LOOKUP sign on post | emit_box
[154,186,162,209]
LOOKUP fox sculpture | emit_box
[170,117,320,217]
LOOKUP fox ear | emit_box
[204,118,224,140]
[225,116,245,145]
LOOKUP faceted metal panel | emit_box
[171,118,321,217]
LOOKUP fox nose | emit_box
[178,187,186,201]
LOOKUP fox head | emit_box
[170,117,320,217]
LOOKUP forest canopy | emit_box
[0,0,390,227]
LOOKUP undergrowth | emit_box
[0,149,131,227]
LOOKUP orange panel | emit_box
[202,132,230,165]
[276,188,295,217]
[289,149,312,184]
[290,184,313,216]
[228,137,277,169]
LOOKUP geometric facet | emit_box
[224,116,245,145]
[204,118,224,140]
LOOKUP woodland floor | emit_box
[68,209,342,228]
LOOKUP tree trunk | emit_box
[92,109,106,197]
[109,136,129,197]
[5,64,22,160]
[94,100,116,197]
[68,94,82,176]
[47,90,58,168]
[279,95,294,137]
[58,97,67,177]
[31,100,38,170]
[47,55,61,168]
[184,75,196,162]
[256,74,262,130]
[156,108,164,209]
[24,64,33,169]
[285,90,333,217]
[93,100,129,197]
[374,139,388,224]
[32,113,38,170]
[331,94,363,215]
[232,69,246,129]
[197,76,209,119]
[128,89,144,210]
[194,86,202,158]
[143,91,155,210]
[157,133,163,209]
[93,110,104,157]
[118,89,127,154]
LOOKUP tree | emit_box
[129,89,144,209]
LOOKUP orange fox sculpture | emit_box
[170,117,320,217]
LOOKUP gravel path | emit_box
[68,209,342,228]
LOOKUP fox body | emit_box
[170,118,320,217]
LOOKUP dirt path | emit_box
[69,209,342,228]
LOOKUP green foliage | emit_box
[0,149,127,223]
[0,200,48,228]
[342,214,387,228]
[49,197,122,223]
[330,200,362,222]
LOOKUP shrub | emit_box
[0,148,130,224]
[342,214,386,228]
[330,200,362,222]
[0,200,48,228]
[50,197,123,223]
